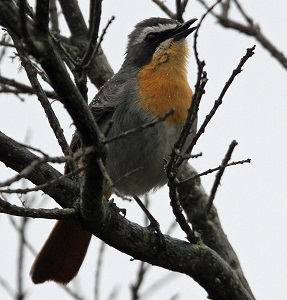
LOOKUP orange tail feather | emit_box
[30,219,92,284]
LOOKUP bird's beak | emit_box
[168,18,198,41]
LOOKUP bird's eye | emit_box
[145,32,158,43]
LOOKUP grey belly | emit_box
[106,122,181,196]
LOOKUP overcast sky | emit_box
[1,1,287,299]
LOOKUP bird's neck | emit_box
[138,41,192,125]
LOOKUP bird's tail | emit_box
[30,219,92,284]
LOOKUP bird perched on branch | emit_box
[30,17,197,284]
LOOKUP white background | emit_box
[0,1,286,299]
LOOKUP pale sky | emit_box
[1,1,286,299]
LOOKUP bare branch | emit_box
[151,0,176,19]
[185,45,256,155]
[49,0,60,33]
[168,178,197,243]
[180,158,251,184]
[80,0,102,68]
[0,131,78,208]
[166,2,221,176]
[12,37,70,156]
[141,273,178,300]
[57,0,114,88]
[177,164,255,299]
[58,0,87,37]
[0,2,257,298]
[19,0,29,42]
[94,242,106,300]
[0,276,15,299]
[206,140,238,210]
[131,261,147,300]
[0,167,84,194]
[197,0,287,70]
[16,214,28,300]
[0,198,76,219]
[176,0,184,22]
[83,15,115,70]
[232,0,253,25]
[0,154,66,188]
[104,110,174,144]
[35,0,49,35]
[9,216,37,256]
[182,0,189,11]
[0,75,57,99]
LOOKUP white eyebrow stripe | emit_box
[133,23,178,45]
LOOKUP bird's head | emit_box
[123,17,197,70]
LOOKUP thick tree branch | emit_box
[0,131,77,208]
[0,131,254,299]
[0,2,257,299]
[35,0,49,35]
[178,164,255,299]
[1,0,110,233]
[90,214,254,300]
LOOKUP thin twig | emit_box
[185,45,256,156]
[197,0,287,69]
[176,0,184,22]
[0,155,66,188]
[131,261,148,300]
[194,0,221,65]
[79,0,102,68]
[167,2,221,174]
[15,141,49,157]
[34,0,49,35]
[8,205,85,300]
[12,37,71,156]
[206,140,238,211]
[0,276,15,298]
[0,75,57,99]
[104,110,174,144]
[0,167,83,194]
[168,180,197,243]
[95,241,106,300]
[179,158,251,184]
[19,0,29,42]
[106,286,119,300]
[113,168,143,190]
[141,273,178,300]
[0,198,76,219]
[83,15,115,70]
[51,34,78,67]
[197,0,220,17]
[232,0,254,25]
[16,214,28,300]
[96,157,133,201]
[151,0,176,19]
[0,143,99,188]
[9,215,37,255]
[220,0,230,19]
[182,0,189,11]
[49,0,60,33]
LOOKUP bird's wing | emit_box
[69,75,123,153]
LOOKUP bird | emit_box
[30,17,197,285]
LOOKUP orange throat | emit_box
[138,40,193,125]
